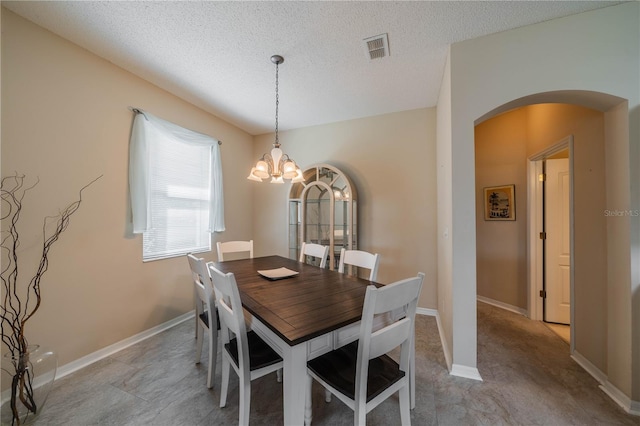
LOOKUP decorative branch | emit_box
[1,173,101,425]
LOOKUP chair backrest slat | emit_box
[355,272,424,401]
[299,242,330,268]
[188,253,208,287]
[369,317,411,360]
[372,275,423,314]
[208,264,249,362]
[339,248,380,281]
[187,253,213,315]
[217,297,241,335]
[216,240,254,262]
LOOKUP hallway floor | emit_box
[544,322,571,344]
[31,302,638,425]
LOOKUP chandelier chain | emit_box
[274,61,280,147]
[247,54,301,183]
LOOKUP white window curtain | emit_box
[129,109,225,240]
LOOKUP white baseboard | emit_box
[431,309,453,371]
[572,349,639,416]
[418,307,482,381]
[570,351,607,384]
[56,311,194,380]
[416,307,437,316]
[600,380,640,416]
[418,307,480,380]
[1,311,194,404]
[477,295,528,316]
[451,363,483,381]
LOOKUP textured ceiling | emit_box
[3,1,623,135]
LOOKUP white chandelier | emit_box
[247,55,303,184]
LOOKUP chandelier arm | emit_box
[263,153,274,174]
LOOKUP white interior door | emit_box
[545,158,570,324]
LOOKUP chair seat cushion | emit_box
[225,330,282,371]
[307,341,404,402]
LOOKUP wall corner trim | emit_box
[572,351,639,417]
[416,308,484,382]
[599,381,637,416]
[450,364,483,381]
[429,308,453,371]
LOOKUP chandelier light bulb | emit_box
[247,167,262,181]
[254,160,270,179]
[282,160,298,179]
[291,168,304,183]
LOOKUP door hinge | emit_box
[538,173,546,182]
[540,290,547,298]
[539,232,546,240]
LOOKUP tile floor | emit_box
[544,322,571,344]
[31,302,638,425]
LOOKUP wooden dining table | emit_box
[211,255,414,426]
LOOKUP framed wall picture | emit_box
[484,185,515,221]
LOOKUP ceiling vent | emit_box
[363,33,389,60]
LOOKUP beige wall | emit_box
[251,108,438,309]
[527,104,608,373]
[436,51,454,368]
[1,10,254,367]
[475,104,608,373]
[446,1,639,401]
[475,108,528,309]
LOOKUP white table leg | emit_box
[305,373,313,425]
[283,343,307,426]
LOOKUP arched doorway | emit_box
[474,90,631,406]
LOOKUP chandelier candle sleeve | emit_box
[248,55,303,184]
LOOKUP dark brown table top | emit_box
[211,255,378,346]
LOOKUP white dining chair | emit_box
[306,272,424,426]
[299,242,330,268]
[216,240,254,262]
[208,264,283,426]
[338,248,380,281]
[186,253,218,389]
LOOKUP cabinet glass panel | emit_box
[289,200,301,259]
[288,164,357,270]
[304,185,326,245]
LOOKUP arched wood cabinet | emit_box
[288,164,357,270]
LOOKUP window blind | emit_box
[129,110,225,261]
